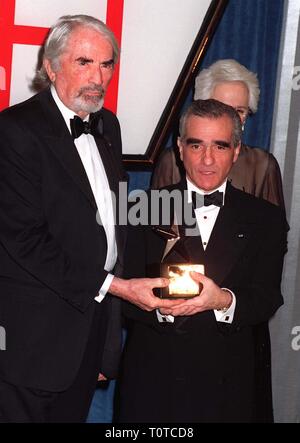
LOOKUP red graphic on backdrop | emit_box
[0,0,124,112]
[106,0,124,113]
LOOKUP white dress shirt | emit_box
[51,86,117,303]
[157,178,236,324]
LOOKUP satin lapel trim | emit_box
[38,89,97,210]
[204,190,251,286]
[93,135,119,195]
[161,180,205,262]
[44,134,97,211]
[175,185,251,330]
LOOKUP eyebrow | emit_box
[101,58,114,65]
[184,138,203,145]
[75,57,114,65]
[75,57,93,63]
[184,138,231,148]
[213,140,231,148]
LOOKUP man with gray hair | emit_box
[117,99,287,423]
[152,59,285,208]
[0,14,178,422]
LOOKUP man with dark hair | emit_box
[152,59,285,208]
[117,99,287,423]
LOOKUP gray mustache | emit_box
[79,86,104,95]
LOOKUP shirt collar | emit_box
[50,85,89,134]
[186,177,227,205]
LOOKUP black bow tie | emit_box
[70,114,103,139]
[191,190,224,209]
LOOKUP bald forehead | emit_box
[211,81,249,107]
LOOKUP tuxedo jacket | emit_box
[0,88,127,391]
[118,181,287,423]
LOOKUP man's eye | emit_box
[191,144,201,150]
[78,59,89,66]
[100,61,114,70]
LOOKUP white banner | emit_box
[1,0,212,155]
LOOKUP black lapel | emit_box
[93,108,126,193]
[93,134,119,195]
[38,89,97,211]
[173,182,254,329]
[33,90,128,275]
[158,180,252,282]
[203,183,253,285]
[167,179,204,262]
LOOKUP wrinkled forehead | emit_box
[62,26,113,57]
[184,114,234,138]
[211,81,249,108]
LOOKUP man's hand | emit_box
[159,271,232,316]
[109,276,185,311]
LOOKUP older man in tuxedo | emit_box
[0,14,178,423]
[117,99,287,423]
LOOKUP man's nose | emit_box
[201,146,214,165]
[90,65,104,84]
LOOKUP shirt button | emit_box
[203,242,207,246]
[203,216,207,220]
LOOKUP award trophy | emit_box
[160,263,204,298]
[152,216,204,299]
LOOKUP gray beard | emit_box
[71,95,104,114]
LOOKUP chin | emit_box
[86,102,103,113]
[194,181,218,192]
[72,97,104,114]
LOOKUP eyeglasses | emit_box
[234,106,251,119]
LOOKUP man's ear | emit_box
[233,142,241,163]
[43,59,56,83]
[177,137,184,161]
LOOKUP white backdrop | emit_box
[2,0,212,155]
